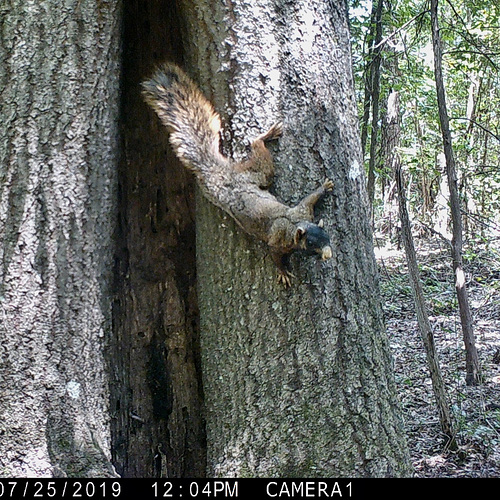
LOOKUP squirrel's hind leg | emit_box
[254,122,283,143]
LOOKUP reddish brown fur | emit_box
[142,64,333,286]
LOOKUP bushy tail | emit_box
[141,63,225,173]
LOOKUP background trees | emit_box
[350,0,500,476]
[352,0,500,238]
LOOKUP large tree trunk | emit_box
[0,0,121,477]
[430,0,481,386]
[0,0,411,479]
[177,0,411,477]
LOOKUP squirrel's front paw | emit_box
[277,269,295,288]
[323,179,334,191]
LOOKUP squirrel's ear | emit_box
[294,225,307,245]
[317,219,324,228]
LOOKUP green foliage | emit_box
[349,0,500,237]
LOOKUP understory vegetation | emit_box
[350,0,500,476]
[376,237,500,476]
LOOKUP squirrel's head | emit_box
[294,220,332,261]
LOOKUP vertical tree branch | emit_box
[366,0,384,214]
[430,0,481,385]
[391,92,455,446]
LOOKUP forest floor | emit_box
[374,234,500,477]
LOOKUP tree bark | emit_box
[0,0,121,477]
[177,0,411,477]
[360,0,382,157]
[366,0,384,212]
[430,0,481,386]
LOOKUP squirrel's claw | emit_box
[277,269,295,288]
[269,122,283,139]
[323,179,334,191]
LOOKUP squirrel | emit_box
[142,63,333,286]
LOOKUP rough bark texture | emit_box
[177,0,411,477]
[430,0,481,386]
[0,0,121,477]
[111,0,205,477]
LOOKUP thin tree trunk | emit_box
[389,90,455,445]
[366,0,384,212]
[396,161,456,445]
[0,0,121,477]
[177,0,411,477]
[360,77,372,159]
[430,0,481,386]
[360,1,381,156]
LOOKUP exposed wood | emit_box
[111,0,205,477]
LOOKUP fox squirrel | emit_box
[142,63,333,286]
